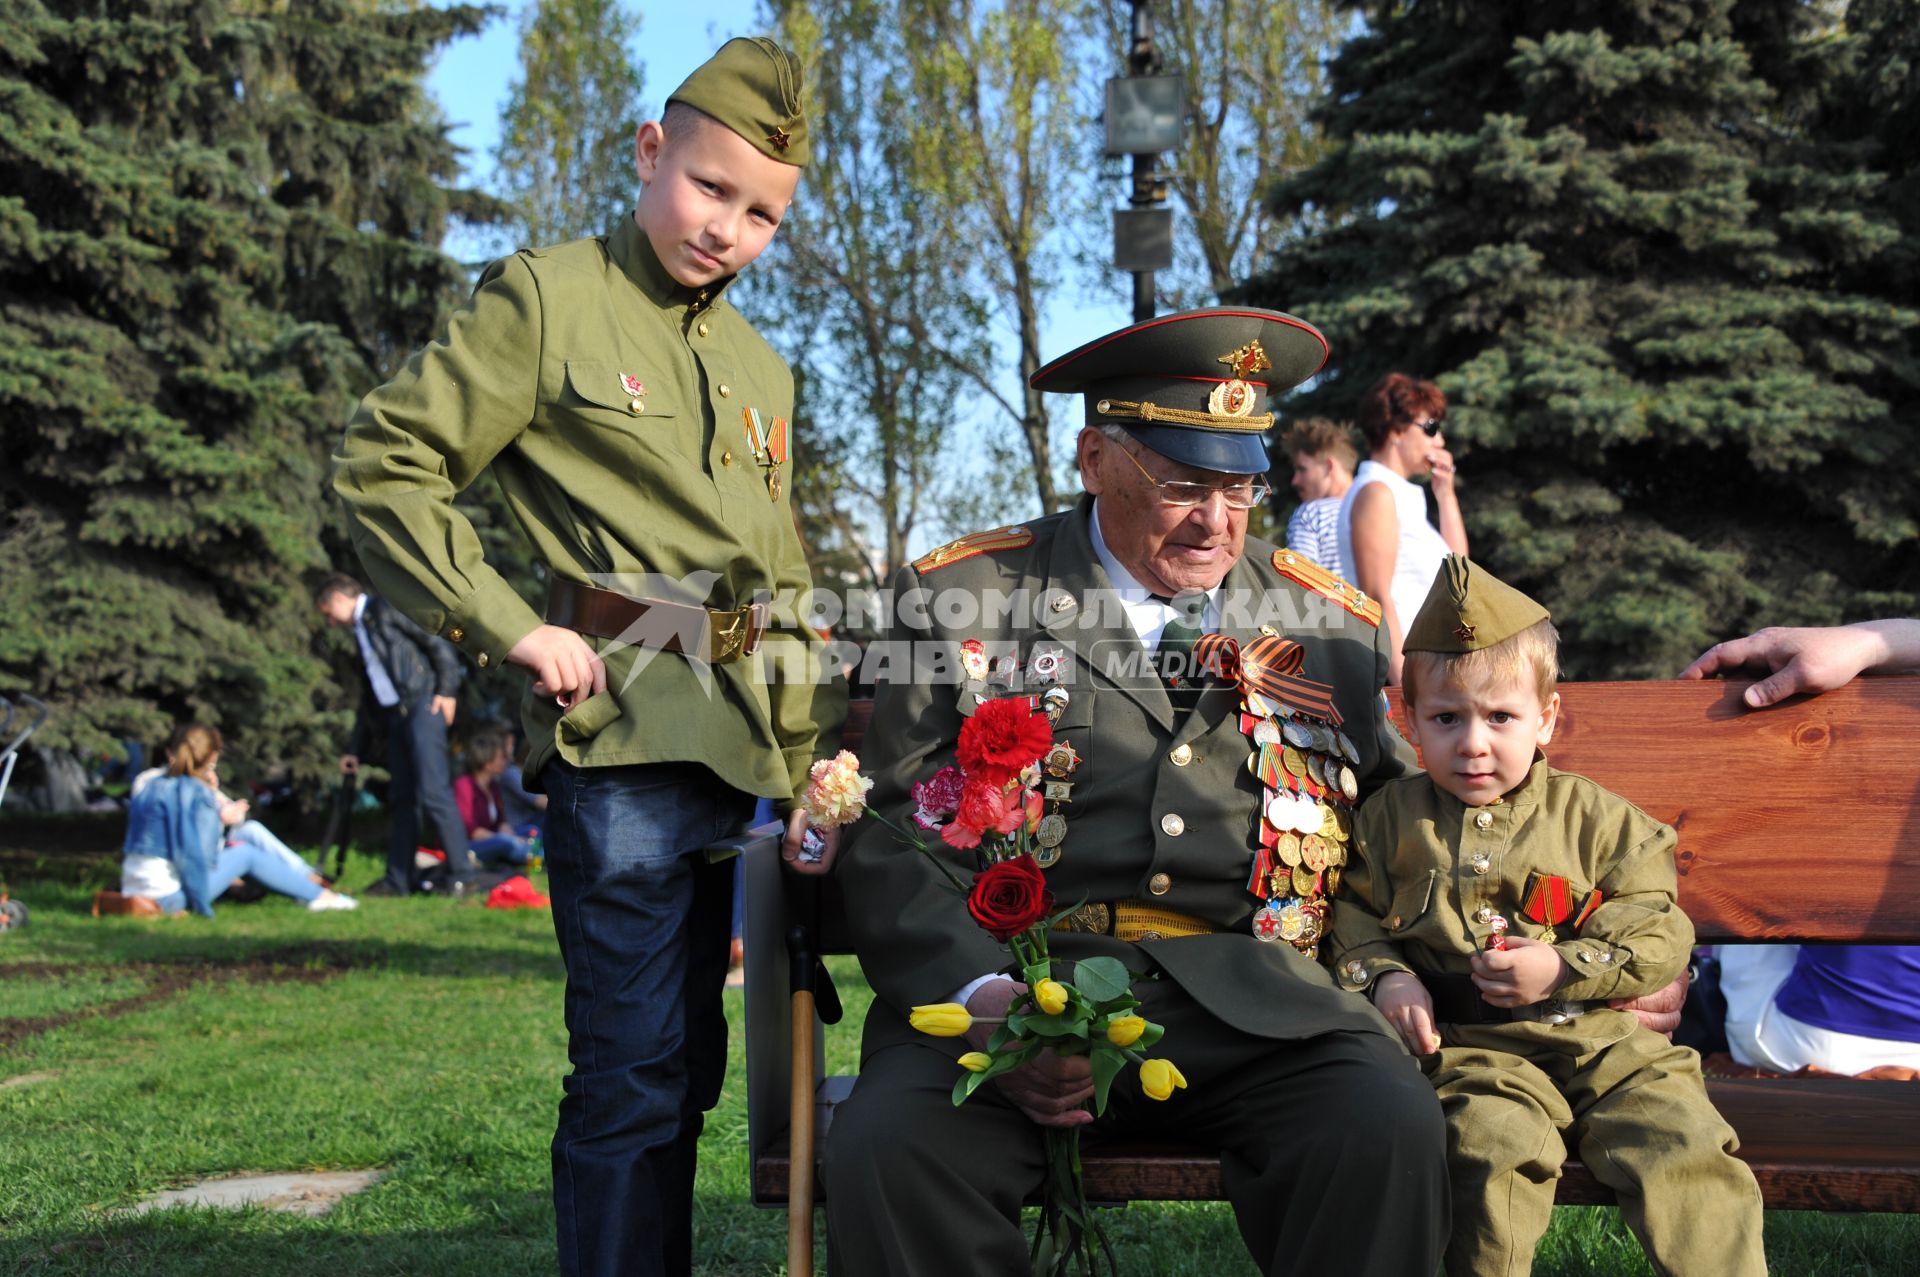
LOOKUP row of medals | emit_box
[1244,690,1362,958]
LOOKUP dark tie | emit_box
[1155,593,1209,714]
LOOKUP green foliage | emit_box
[0,0,495,784]
[493,0,645,247]
[1240,0,1920,678]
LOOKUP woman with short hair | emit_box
[1337,372,1469,682]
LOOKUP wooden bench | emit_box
[729,678,1920,1274]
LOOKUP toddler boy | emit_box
[1330,555,1764,1276]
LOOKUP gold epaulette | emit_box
[1271,549,1381,628]
[912,525,1034,574]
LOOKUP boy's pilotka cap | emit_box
[667,37,809,167]
[1404,555,1550,653]
[1030,307,1329,473]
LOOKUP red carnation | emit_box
[942,775,1026,850]
[956,698,1053,786]
[966,856,1054,942]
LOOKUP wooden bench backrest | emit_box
[1386,678,1920,943]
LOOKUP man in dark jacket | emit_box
[316,572,471,895]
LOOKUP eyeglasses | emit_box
[1115,443,1271,510]
[1410,417,1444,437]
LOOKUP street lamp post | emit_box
[1106,1,1182,322]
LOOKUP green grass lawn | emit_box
[2,845,1915,1275]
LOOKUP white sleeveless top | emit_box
[1336,460,1450,632]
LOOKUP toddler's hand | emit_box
[1374,971,1442,1055]
[1470,935,1569,1007]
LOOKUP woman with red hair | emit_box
[1337,373,1469,682]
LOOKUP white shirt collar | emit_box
[351,592,368,626]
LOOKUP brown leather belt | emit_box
[1053,900,1221,942]
[545,578,769,665]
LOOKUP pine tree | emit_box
[0,0,492,782]
[1238,0,1919,678]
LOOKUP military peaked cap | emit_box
[1031,307,1329,473]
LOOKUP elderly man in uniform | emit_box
[823,309,1450,1275]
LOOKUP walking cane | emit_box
[784,873,843,1277]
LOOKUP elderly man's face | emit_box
[1080,429,1249,597]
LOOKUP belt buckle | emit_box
[707,602,771,664]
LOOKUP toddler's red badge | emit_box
[619,373,646,398]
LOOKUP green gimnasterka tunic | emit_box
[332,216,843,801]
[1330,759,1765,1277]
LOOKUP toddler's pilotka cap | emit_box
[1030,308,1329,473]
[1404,555,1551,654]
[667,37,809,166]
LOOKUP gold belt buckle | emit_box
[1057,902,1113,935]
[707,602,771,664]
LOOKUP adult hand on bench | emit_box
[966,977,1095,1127]
[1681,620,1920,708]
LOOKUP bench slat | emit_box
[752,1076,1920,1213]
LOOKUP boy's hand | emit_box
[1470,935,1568,1007]
[508,625,608,709]
[1374,971,1441,1055]
[781,808,837,875]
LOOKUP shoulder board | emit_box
[1271,549,1381,628]
[913,525,1034,574]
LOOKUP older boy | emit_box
[1279,416,1357,569]
[1329,556,1764,1276]
[333,38,844,1277]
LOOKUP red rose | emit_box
[966,856,1054,942]
[956,698,1054,786]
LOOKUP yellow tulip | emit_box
[909,1003,974,1037]
[1032,979,1069,1015]
[1105,1015,1146,1047]
[1139,1058,1187,1102]
[958,1051,993,1073]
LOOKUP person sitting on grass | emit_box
[453,727,535,869]
[121,723,358,916]
[131,725,329,891]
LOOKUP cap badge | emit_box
[619,373,647,398]
[766,125,792,152]
[1219,340,1273,378]
[1208,379,1256,417]
[1453,622,1477,644]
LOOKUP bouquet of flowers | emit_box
[804,697,1181,1276]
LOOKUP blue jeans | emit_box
[382,696,470,893]
[155,841,324,912]
[229,820,318,877]
[470,831,532,867]
[543,760,751,1277]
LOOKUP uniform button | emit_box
[1474,809,1494,829]
[446,627,465,643]
[1596,951,1613,964]
[630,399,645,414]
[1160,813,1185,837]
[1388,915,1403,931]
[1474,906,1494,924]
[1577,951,1594,963]
[721,450,734,466]
[1140,930,1162,942]
[697,322,710,337]
[1471,856,1491,876]
[1050,593,1074,613]
[1169,744,1192,766]
[718,383,732,398]
[476,652,489,668]
[1148,872,1172,896]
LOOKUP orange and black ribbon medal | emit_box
[743,409,790,500]
[1519,872,1602,944]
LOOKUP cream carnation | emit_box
[805,751,873,828]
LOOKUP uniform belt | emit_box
[545,579,769,665]
[1053,900,1221,943]
[1420,972,1592,1026]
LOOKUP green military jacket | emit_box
[840,497,1417,1049]
[1329,758,1691,1007]
[333,216,842,801]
